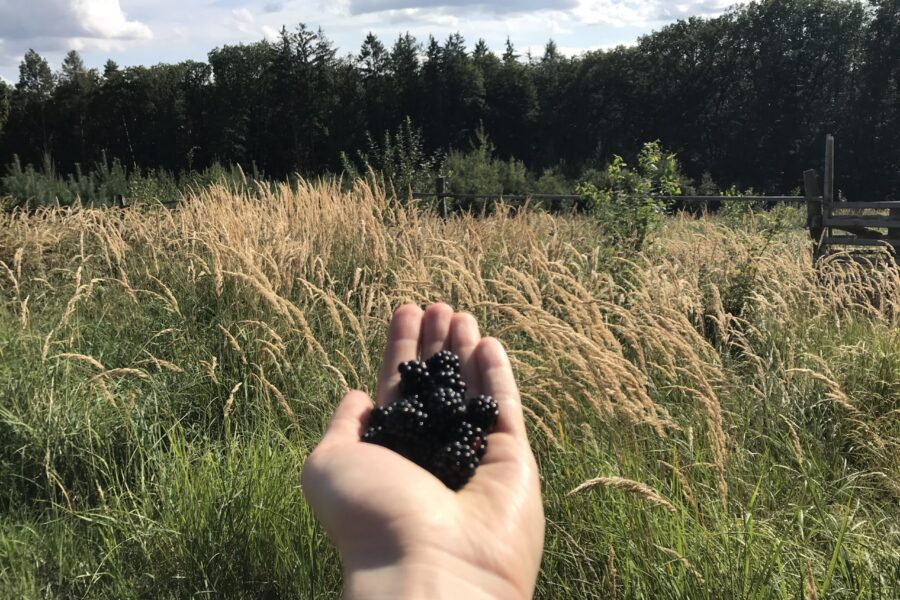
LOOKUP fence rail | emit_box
[805,135,899,259]
[98,135,900,262]
[411,191,808,204]
[412,177,810,217]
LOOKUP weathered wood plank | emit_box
[891,206,900,241]
[830,201,900,209]
[824,216,900,228]
[824,134,835,211]
[804,169,823,246]
[821,237,900,248]
[832,226,890,239]
[435,176,447,218]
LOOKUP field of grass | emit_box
[1,181,898,599]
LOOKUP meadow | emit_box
[0,180,898,599]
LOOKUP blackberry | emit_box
[466,395,499,431]
[368,405,391,427]
[362,350,499,491]
[398,360,431,395]
[453,421,488,459]
[431,441,480,490]
[362,424,387,445]
[402,394,426,412]
[424,387,467,430]
[426,350,460,375]
[382,399,429,443]
[430,369,467,396]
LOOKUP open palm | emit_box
[301,304,544,599]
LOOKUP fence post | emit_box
[115,194,126,209]
[890,206,900,242]
[436,176,447,218]
[824,134,834,216]
[803,169,823,260]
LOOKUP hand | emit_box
[301,303,544,600]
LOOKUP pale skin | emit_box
[301,303,545,600]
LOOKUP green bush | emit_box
[530,166,572,195]
[340,117,444,199]
[444,127,529,197]
[0,155,277,210]
[577,141,682,249]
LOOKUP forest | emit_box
[0,0,897,201]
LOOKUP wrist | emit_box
[342,547,529,600]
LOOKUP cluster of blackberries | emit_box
[362,350,499,490]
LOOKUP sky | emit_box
[0,0,748,83]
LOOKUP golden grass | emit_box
[1,178,898,509]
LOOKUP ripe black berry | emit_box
[431,441,480,491]
[398,360,431,395]
[426,350,460,374]
[466,395,499,431]
[424,387,467,430]
[368,405,390,427]
[362,424,387,445]
[453,421,489,459]
[431,369,467,396]
[362,351,499,490]
[382,399,429,442]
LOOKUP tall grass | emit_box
[0,180,898,598]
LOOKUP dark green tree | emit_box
[0,2,897,200]
[390,33,421,125]
[8,49,56,163]
[440,33,485,149]
[847,0,900,199]
[208,41,271,165]
[358,32,394,140]
[54,50,99,166]
[482,39,537,161]
[0,80,10,137]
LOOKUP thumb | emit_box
[320,390,373,448]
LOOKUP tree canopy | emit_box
[0,0,897,200]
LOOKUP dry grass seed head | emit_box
[568,476,678,513]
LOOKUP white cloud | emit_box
[74,0,153,39]
[0,0,151,73]
[349,0,576,15]
[0,0,748,80]
[231,7,257,33]
[229,7,280,39]
[572,0,745,26]
[0,0,152,41]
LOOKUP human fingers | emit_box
[318,390,373,448]
[475,337,527,442]
[375,304,424,407]
[419,303,454,358]
[449,312,482,397]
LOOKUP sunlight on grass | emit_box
[0,181,898,598]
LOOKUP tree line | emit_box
[0,0,897,201]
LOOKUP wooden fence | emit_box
[105,134,895,262]
[803,135,900,260]
[412,134,898,261]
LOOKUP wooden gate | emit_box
[806,135,900,260]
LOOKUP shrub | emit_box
[444,127,528,197]
[577,141,682,249]
[340,117,444,199]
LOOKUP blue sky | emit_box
[0,0,747,82]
